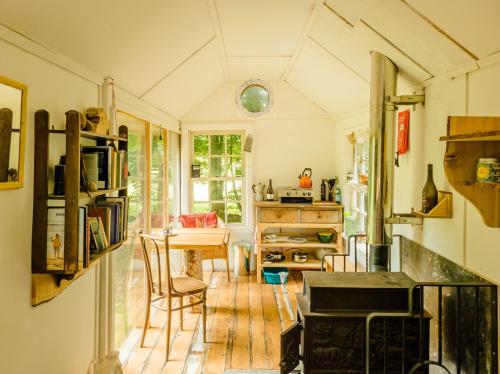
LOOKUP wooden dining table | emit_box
[166,227,230,281]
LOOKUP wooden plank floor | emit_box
[122,270,303,374]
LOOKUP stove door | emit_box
[280,322,301,374]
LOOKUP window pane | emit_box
[227,202,242,223]
[193,181,208,201]
[228,157,243,177]
[227,134,241,155]
[193,202,210,213]
[194,135,209,157]
[193,156,209,178]
[210,157,225,177]
[211,202,225,221]
[210,180,225,201]
[168,131,181,220]
[210,135,225,155]
[226,180,242,201]
[150,128,164,230]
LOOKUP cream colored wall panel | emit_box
[468,63,500,116]
[393,75,467,265]
[182,82,235,122]
[286,38,369,118]
[226,56,290,80]
[0,38,97,374]
[216,0,315,56]
[356,0,474,75]
[277,81,330,119]
[0,0,215,96]
[407,0,500,58]
[465,63,500,282]
[143,40,225,119]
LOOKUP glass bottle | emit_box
[422,164,438,213]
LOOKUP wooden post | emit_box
[64,110,81,274]
[32,110,50,273]
[0,108,13,182]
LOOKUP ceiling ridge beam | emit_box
[400,0,478,61]
[308,35,369,84]
[281,0,324,81]
[359,19,434,77]
[205,0,229,80]
[139,35,216,99]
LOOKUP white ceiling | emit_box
[1,0,499,119]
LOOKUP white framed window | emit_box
[345,130,368,235]
[190,131,245,226]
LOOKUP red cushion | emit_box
[178,211,218,228]
[203,211,218,228]
[178,214,205,228]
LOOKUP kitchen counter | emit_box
[253,201,343,209]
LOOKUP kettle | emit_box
[298,168,313,188]
[252,183,264,201]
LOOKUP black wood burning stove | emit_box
[281,272,431,374]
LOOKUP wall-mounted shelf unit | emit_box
[31,109,129,305]
[414,191,453,218]
[440,116,500,227]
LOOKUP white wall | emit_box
[0,27,180,373]
[334,60,500,284]
[182,81,336,220]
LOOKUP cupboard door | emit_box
[301,209,339,223]
[280,322,302,374]
[260,208,298,223]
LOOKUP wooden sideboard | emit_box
[254,201,343,283]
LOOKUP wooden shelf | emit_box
[257,223,343,230]
[32,110,129,305]
[49,128,127,142]
[439,130,500,142]
[48,187,127,200]
[89,241,125,263]
[257,235,338,249]
[261,259,322,270]
[441,116,500,227]
[414,191,453,218]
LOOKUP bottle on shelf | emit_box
[266,179,274,201]
[335,185,342,204]
[321,179,327,201]
[422,163,438,213]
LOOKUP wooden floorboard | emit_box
[122,268,347,373]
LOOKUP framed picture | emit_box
[46,207,65,271]
[89,216,108,251]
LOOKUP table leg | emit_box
[183,249,203,312]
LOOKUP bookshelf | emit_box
[31,109,129,305]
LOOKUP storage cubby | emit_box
[440,116,500,227]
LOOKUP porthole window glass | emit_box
[237,80,273,117]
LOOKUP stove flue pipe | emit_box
[367,52,398,272]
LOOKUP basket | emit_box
[262,267,288,284]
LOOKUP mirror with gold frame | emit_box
[0,75,27,189]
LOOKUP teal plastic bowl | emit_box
[316,231,335,243]
[262,267,288,284]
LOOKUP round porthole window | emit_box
[237,80,273,117]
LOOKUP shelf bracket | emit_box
[385,213,423,225]
[388,94,425,106]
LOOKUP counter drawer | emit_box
[301,209,340,223]
[259,208,298,223]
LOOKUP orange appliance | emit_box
[298,168,313,188]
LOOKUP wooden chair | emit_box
[138,230,207,362]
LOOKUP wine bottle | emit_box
[321,180,326,201]
[335,185,342,204]
[421,164,438,213]
[266,179,274,201]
